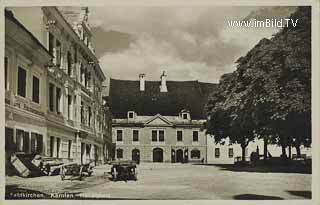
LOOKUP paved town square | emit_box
[6,163,311,200]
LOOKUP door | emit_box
[176,149,184,163]
[132,149,140,163]
[153,148,163,162]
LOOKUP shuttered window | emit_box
[17,66,26,97]
[32,75,40,103]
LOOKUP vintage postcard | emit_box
[1,0,319,204]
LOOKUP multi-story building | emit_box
[5,7,110,172]
[5,10,52,169]
[108,72,216,163]
[43,7,106,165]
[108,72,312,164]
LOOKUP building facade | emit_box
[109,72,216,163]
[5,10,52,170]
[113,111,207,163]
[5,7,111,171]
[108,72,311,164]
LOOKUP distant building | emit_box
[108,72,216,163]
[108,72,312,164]
[5,7,111,171]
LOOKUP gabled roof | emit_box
[5,9,52,57]
[144,114,173,126]
[109,78,217,120]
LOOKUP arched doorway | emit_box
[153,148,163,162]
[176,149,184,163]
[132,149,140,163]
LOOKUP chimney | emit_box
[160,71,168,92]
[139,74,145,91]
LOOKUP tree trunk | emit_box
[281,145,287,159]
[295,145,301,157]
[263,137,268,161]
[241,143,247,162]
[288,146,292,159]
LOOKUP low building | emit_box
[108,72,216,163]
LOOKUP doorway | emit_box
[153,148,163,162]
[132,149,140,163]
[176,149,184,163]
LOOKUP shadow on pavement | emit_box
[286,190,311,199]
[233,194,284,200]
[193,164,311,174]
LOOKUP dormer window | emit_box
[180,109,190,120]
[128,111,135,119]
[182,113,188,119]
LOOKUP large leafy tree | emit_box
[206,7,311,159]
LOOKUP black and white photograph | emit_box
[1,0,318,202]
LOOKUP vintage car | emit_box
[60,162,94,181]
[110,160,137,181]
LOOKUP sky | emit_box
[7,6,296,84]
[88,6,296,83]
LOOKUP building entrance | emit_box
[176,149,184,163]
[153,148,163,162]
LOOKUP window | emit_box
[191,149,200,159]
[68,140,72,159]
[56,87,61,114]
[183,113,188,119]
[32,76,40,103]
[67,95,72,120]
[177,131,183,141]
[56,40,61,66]
[67,52,72,76]
[31,133,43,154]
[116,149,123,158]
[84,69,88,87]
[159,130,164,142]
[56,137,61,158]
[16,129,25,152]
[17,66,26,97]
[128,112,134,119]
[228,148,234,158]
[74,49,77,63]
[88,106,92,126]
[5,57,8,90]
[50,136,54,157]
[80,101,84,123]
[5,127,14,152]
[16,130,30,153]
[193,131,199,142]
[133,130,139,141]
[152,130,157,141]
[116,130,123,141]
[80,65,84,83]
[74,95,77,119]
[48,32,54,56]
[215,148,220,158]
[49,83,54,111]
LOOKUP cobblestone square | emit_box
[6,163,311,200]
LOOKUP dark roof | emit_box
[109,78,217,120]
[5,9,52,57]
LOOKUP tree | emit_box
[206,7,311,160]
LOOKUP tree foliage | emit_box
[206,7,311,160]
